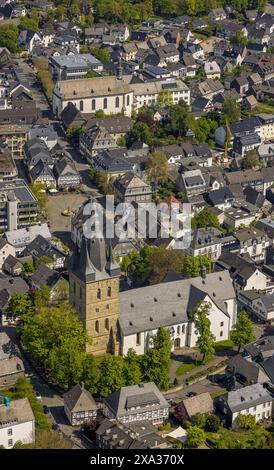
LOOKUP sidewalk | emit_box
[170,353,228,386]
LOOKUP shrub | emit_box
[205,414,221,432]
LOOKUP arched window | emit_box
[127,95,130,106]
[115,96,119,108]
[105,318,109,331]
[107,286,111,297]
[92,99,96,110]
[97,288,101,299]
[95,320,99,333]
[177,325,180,334]
[79,100,84,111]
[103,98,107,109]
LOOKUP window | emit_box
[7,429,12,436]
[79,100,84,111]
[107,286,111,297]
[136,332,141,346]
[177,326,180,334]
[79,287,82,299]
[92,99,96,110]
[220,321,224,327]
[103,98,107,109]
[97,288,101,299]
[95,320,99,333]
[105,318,109,331]
[182,325,185,334]
[8,439,13,447]
[115,96,119,108]
[127,95,130,106]
[220,331,223,337]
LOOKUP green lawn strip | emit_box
[210,389,227,399]
[213,339,234,354]
[256,102,274,114]
[176,355,213,376]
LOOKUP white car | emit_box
[35,391,42,400]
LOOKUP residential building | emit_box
[176,169,207,197]
[0,332,24,387]
[0,398,35,448]
[79,125,118,162]
[112,172,152,204]
[0,150,17,181]
[63,384,97,426]
[234,227,270,262]
[238,290,274,323]
[21,235,66,269]
[49,54,103,81]
[30,161,56,187]
[186,227,222,261]
[104,382,169,425]
[224,201,258,229]
[0,179,39,231]
[54,156,80,189]
[174,393,213,423]
[217,383,273,428]
[0,238,16,271]
[28,125,58,150]
[206,187,234,211]
[4,223,51,255]
[232,134,261,158]
[204,61,221,79]
[0,125,28,157]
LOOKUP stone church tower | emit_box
[69,236,121,356]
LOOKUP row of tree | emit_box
[121,244,212,286]
[9,290,171,393]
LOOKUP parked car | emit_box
[35,391,42,400]
[186,391,197,397]
[43,405,49,414]
[52,423,61,432]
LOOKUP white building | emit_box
[53,76,133,117]
[0,238,16,271]
[119,270,237,355]
[234,227,270,263]
[218,383,273,428]
[0,398,35,448]
[52,76,190,117]
[204,61,221,79]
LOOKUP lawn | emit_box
[256,102,274,114]
[210,389,227,399]
[214,339,234,354]
[176,355,213,376]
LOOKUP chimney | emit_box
[117,55,122,80]
[201,264,206,279]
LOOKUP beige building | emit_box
[69,236,121,356]
[53,76,133,118]
[0,125,28,158]
[53,76,190,117]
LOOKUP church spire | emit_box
[105,239,120,277]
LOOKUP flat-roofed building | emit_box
[49,54,103,81]
[0,179,39,231]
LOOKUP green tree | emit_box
[23,261,35,274]
[236,414,256,430]
[117,135,126,147]
[97,355,126,396]
[142,327,171,390]
[96,170,113,195]
[146,151,169,185]
[242,149,260,170]
[21,305,88,387]
[90,47,110,62]
[128,121,153,146]
[166,104,189,137]
[230,310,255,352]
[190,413,206,428]
[191,301,216,362]
[192,207,221,230]
[6,293,33,321]
[123,349,142,386]
[231,31,249,46]
[33,285,51,309]
[148,245,184,284]
[183,255,212,278]
[185,426,206,448]
[222,97,241,124]
[205,414,221,432]
[82,354,101,394]
[0,24,20,53]
[19,16,39,32]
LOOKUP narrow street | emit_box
[1,326,93,449]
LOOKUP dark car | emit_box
[186,391,197,398]
[52,423,60,431]
[43,405,50,414]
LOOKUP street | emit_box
[1,326,93,449]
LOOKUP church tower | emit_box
[69,236,121,356]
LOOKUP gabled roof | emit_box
[63,384,97,412]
